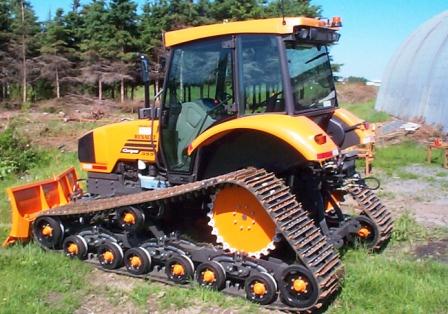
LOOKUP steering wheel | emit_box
[251,90,283,113]
[206,93,232,115]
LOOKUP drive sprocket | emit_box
[208,185,278,258]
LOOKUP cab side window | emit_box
[239,35,285,114]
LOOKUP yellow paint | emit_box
[172,264,185,276]
[164,17,337,47]
[123,212,136,225]
[333,108,375,145]
[102,251,114,263]
[130,256,142,268]
[212,186,276,255]
[42,225,53,237]
[293,278,308,293]
[189,114,338,161]
[80,119,159,173]
[202,270,216,283]
[67,243,79,255]
[253,282,267,296]
[358,226,371,238]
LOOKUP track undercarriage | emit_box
[32,167,393,312]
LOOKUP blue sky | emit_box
[30,0,447,80]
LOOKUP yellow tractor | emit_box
[4,17,392,311]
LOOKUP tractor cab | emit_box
[159,17,343,176]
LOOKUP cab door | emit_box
[160,37,235,179]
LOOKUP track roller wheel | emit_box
[33,216,64,249]
[279,265,319,309]
[165,255,194,284]
[244,272,278,305]
[117,206,145,231]
[124,247,152,275]
[355,215,379,248]
[97,241,124,270]
[62,235,88,260]
[195,261,226,290]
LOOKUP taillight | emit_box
[317,151,333,159]
[314,134,327,145]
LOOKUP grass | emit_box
[0,150,82,232]
[340,101,390,123]
[131,282,257,312]
[0,244,89,314]
[373,140,427,176]
[329,249,448,314]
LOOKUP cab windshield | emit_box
[285,42,336,111]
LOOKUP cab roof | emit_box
[164,17,334,47]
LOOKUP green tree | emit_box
[210,0,264,21]
[9,0,40,103]
[108,0,138,102]
[36,8,74,99]
[79,0,113,100]
[265,0,321,18]
[139,0,170,54]
[64,0,84,56]
[0,1,13,100]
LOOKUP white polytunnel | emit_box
[375,11,448,131]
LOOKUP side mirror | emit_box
[139,54,151,109]
[140,55,150,83]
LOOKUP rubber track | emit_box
[348,184,394,250]
[38,167,343,312]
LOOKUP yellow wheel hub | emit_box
[102,251,114,263]
[130,256,142,268]
[67,243,78,255]
[292,277,308,293]
[123,212,136,225]
[172,264,185,276]
[358,226,371,238]
[209,186,277,257]
[202,270,216,283]
[42,225,53,237]
[253,282,267,296]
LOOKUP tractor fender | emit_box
[332,108,375,148]
[187,114,338,161]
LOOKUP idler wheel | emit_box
[33,216,64,249]
[63,235,88,260]
[279,265,319,309]
[195,261,226,290]
[355,215,379,248]
[117,206,145,231]
[124,247,152,275]
[97,241,124,270]
[165,255,194,284]
[244,272,278,305]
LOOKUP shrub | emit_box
[0,126,40,179]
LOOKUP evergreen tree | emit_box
[0,1,13,100]
[139,0,170,54]
[79,0,111,56]
[210,0,264,21]
[79,0,113,100]
[64,0,84,56]
[108,0,138,102]
[10,0,40,103]
[265,0,321,18]
[38,9,74,98]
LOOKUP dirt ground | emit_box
[336,83,378,104]
[378,165,448,228]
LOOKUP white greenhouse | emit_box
[375,11,448,131]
